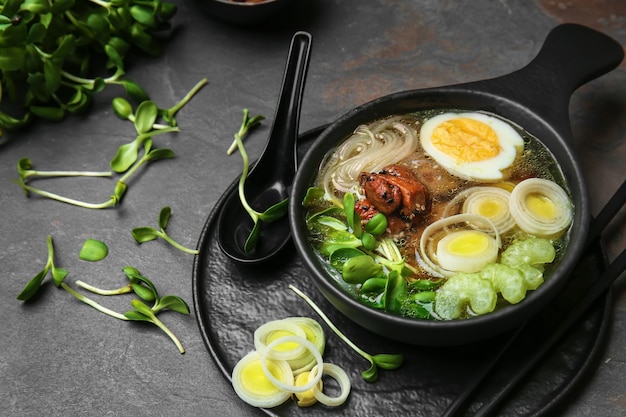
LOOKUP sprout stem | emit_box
[62,283,128,320]
[159,233,199,255]
[15,181,116,209]
[76,280,132,296]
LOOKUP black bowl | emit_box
[196,0,290,25]
[289,24,624,346]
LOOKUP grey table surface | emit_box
[2,1,625,416]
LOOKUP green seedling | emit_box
[131,206,199,254]
[228,109,290,252]
[289,285,404,383]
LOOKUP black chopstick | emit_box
[473,247,626,417]
[441,177,626,417]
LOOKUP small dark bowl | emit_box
[196,0,290,25]
[289,24,624,346]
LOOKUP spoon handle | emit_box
[251,31,312,178]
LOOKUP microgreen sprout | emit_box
[77,266,190,353]
[131,206,199,254]
[79,239,109,262]
[229,109,290,252]
[289,285,404,382]
[14,78,204,209]
[0,0,178,131]
[17,235,68,301]
[15,139,174,209]
[17,237,189,353]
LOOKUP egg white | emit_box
[420,112,524,181]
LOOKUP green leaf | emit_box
[105,44,123,69]
[157,2,177,20]
[130,299,155,317]
[131,282,156,302]
[158,206,171,230]
[52,34,75,59]
[27,22,46,43]
[302,187,325,206]
[51,267,69,287]
[258,199,288,223]
[130,5,156,27]
[131,227,160,243]
[123,310,152,322]
[244,221,260,253]
[120,79,150,102]
[110,139,141,172]
[156,295,190,315]
[361,363,378,383]
[79,238,109,262]
[43,58,62,97]
[384,270,407,312]
[372,353,404,370]
[126,270,159,301]
[112,97,133,120]
[365,213,387,236]
[17,268,49,301]
[145,147,175,162]
[30,105,65,121]
[134,100,158,134]
[20,0,50,13]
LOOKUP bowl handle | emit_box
[468,24,624,130]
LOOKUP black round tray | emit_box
[192,128,611,417]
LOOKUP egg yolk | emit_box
[525,192,557,219]
[241,360,284,395]
[445,231,491,257]
[431,118,501,163]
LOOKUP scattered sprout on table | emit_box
[131,206,200,255]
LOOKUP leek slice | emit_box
[254,320,307,361]
[260,335,323,394]
[293,371,322,407]
[419,214,501,277]
[509,178,573,237]
[283,317,326,374]
[231,351,293,408]
[444,186,515,234]
[307,363,352,407]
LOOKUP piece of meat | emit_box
[379,165,430,219]
[359,172,402,215]
[360,164,431,223]
[354,198,379,222]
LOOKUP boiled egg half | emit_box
[420,112,524,181]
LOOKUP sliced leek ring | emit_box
[293,371,322,407]
[307,363,351,407]
[254,319,307,361]
[283,317,326,374]
[419,214,501,277]
[443,186,515,234]
[509,178,573,237]
[436,229,499,273]
[261,335,323,394]
[231,351,293,408]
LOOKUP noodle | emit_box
[320,116,420,205]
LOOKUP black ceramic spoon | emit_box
[216,31,312,264]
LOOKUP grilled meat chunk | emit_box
[359,164,430,223]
